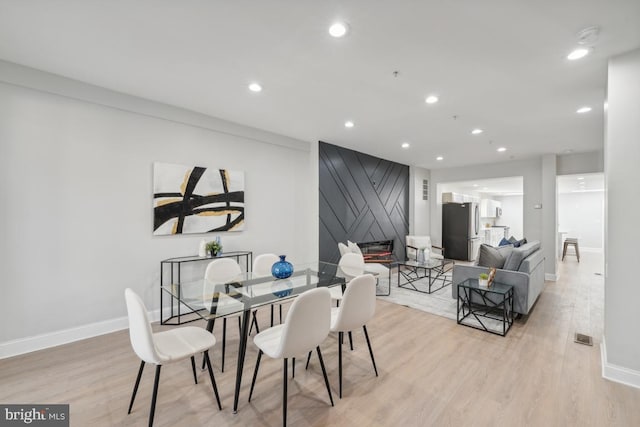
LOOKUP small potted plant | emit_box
[478,273,489,288]
[205,240,222,257]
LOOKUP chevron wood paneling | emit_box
[319,141,409,263]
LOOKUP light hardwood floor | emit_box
[2,252,639,426]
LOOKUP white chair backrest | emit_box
[277,287,331,358]
[339,252,365,279]
[406,235,433,260]
[204,258,244,315]
[252,253,280,277]
[337,242,350,257]
[124,288,161,364]
[332,274,377,332]
[347,240,362,255]
[205,258,243,283]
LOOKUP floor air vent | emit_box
[574,333,593,346]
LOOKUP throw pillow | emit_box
[498,237,511,247]
[477,244,508,268]
[347,240,362,255]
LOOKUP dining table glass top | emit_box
[161,261,376,320]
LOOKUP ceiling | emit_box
[1,1,639,169]
[439,176,524,198]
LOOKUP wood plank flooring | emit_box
[1,252,639,426]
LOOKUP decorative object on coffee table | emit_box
[478,273,489,288]
[488,267,497,287]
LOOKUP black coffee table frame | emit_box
[396,259,454,294]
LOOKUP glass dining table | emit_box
[161,260,375,413]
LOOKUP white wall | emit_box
[604,47,640,381]
[494,195,523,239]
[557,192,604,250]
[0,63,316,356]
[409,166,430,235]
[557,150,604,175]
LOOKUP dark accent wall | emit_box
[319,141,409,263]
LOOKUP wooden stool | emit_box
[562,238,580,262]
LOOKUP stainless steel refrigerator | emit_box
[442,202,482,261]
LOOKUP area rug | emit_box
[376,271,510,332]
[376,272,457,320]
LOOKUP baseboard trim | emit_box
[545,273,559,281]
[601,336,640,389]
[0,309,160,360]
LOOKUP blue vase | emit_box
[272,255,293,279]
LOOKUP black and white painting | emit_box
[153,162,245,235]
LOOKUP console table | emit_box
[160,251,252,325]
[457,278,514,336]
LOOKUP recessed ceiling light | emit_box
[425,95,439,104]
[497,147,507,152]
[329,22,348,38]
[248,83,262,92]
[577,177,585,180]
[436,156,444,161]
[576,106,592,113]
[567,48,590,60]
[401,142,410,149]
[473,184,479,187]
[344,121,354,128]
[471,129,483,135]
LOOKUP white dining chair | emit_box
[204,258,258,372]
[124,288,222,427]
[330,252,366,302]
[306,274,378,398]
[250,253,284,330]
[247,287,334,427]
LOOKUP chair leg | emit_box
[363,325,378,377]
[575,243,580,262]
[253,312,260,334]
[190,356,198,384]
[283,358,288,427]
[127,361,145,414]
[316,346,334,407]
[149,365,161,427]
[305,351,312,370]
[203,350,222,410]
[279,304,283,324]
[562,242,568,260]
[271,304,275,327]
[248,350,263,402]
[338,331,343,399]
[222,317,227,373]
[348,331,354,351]
[292,358,295,378]
[202,318,215,370]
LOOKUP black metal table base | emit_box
[457,286,514,336]
[397,263,453,294]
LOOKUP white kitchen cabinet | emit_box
[480,199,502,217]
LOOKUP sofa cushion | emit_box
[477,244,514,268]
[503,241,541,271]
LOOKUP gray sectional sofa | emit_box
[451,241,545,315]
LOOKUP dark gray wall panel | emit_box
[319,141,409,263]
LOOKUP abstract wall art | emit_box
[153,162,245,235]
